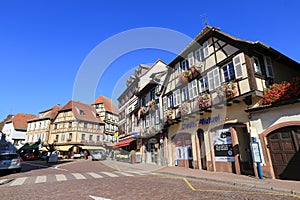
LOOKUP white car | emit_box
[0,152,22,173]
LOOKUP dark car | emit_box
[22,153,35,161]
[0,153,22,173]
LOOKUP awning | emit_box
[113,138,135,148]
[56,145,73,151]
[80,146,106,151]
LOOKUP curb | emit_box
[156,171,300,196]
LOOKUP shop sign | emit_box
[199,114,221,125]
[212,128,234,162]
[250,142,262,163]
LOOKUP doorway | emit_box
[197,129,207,170]
[267,127,300,180]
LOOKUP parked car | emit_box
[0,152,22,173]
[22,153,35,161]
[91,150,106,161]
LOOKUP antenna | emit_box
[200,13,209,26]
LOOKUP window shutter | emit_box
[181,87,185,102]
[207,70,214,91]
[163,96,168,111]
[175,62,180,76]
[264,56,274,78]
[203,41,210,58]
[233,55,243,79]
[188,52,194,66]
[213,68,221,88]
[155,110,159,124]
[192,80,198,98]
[188,82,193,98]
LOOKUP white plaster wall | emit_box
[2,122,26,142]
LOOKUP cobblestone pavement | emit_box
[0,159,299,200]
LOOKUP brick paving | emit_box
[102,159,300,196]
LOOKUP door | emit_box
[267,127,300,180]
[197,129,207,170]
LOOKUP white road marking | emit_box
[35,176,47,183]
[101,172,119,177]
[89,195,111,200]
[0,179,9,185]
[125,170,148,175]
[87,172,103,178]
[24,162,68,171]
[10,177,27,186]
[56,174,67,181]
[114,171,134,176]
[72,173,86,180]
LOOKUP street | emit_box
[0,159,298,200]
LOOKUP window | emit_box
[181,59,189,71]
[61,134,65,142]
[97,135,100,141]
[203,41,210,58]
[81,134,85,141]
[168,95,174,108]
[222,62,235,82]
[264,56,274,78]
[207,68,221,91]
[79,110,84,115]
[199,76,209,93]
[253,57,262,74]
[69,133,72,140]
[69,122,72,128]
[173,89,181,106]
[163,96,168,111]
[188,52,194,66]
[181,86,189,102]
[195,47,205,62]
[188,80,198,99]
[89,135,93,141]
[83,122,87,129]
[150,89,156,100]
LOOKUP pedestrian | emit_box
[111,150,114,160]
[84,150,87,160]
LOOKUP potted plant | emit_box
[224,81,238,99]
[178,102,189,116]
[198,93,211,110]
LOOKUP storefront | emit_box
[167,102,254,176]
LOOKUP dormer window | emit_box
[79,110,84,115]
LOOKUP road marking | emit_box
[10,177,27,186]
[0,179,10,185]
[114,171,134,176]
[115,164,121,171]
[87,172,103,179]
[101,172,119,177]
[56,174,67,181]
[183,178,300,199]
[125,170,148,175]
[89,195,111,200]
[72,173,86,180]
[183,178,195,191]
[24,162,68,171]
[35,176,47,183]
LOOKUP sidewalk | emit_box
[102,159,300,195]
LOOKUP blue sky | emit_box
[0,0,299,120]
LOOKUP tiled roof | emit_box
[29,104,61,122]
[6,113,37,131]
[93,96,119,114]
[60,100,100,123]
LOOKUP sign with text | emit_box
[250,142,262,163]
[212,128,234,162]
